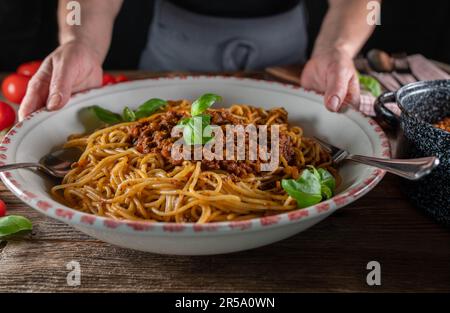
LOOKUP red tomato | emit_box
[115,74,129,83]
[0,199,6,217]
[102,73,116,86]
[1,74,30,104]
[17,60,42,77]
[0,101,16,131]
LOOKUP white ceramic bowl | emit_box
[0,76,389,255]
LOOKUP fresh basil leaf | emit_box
[183,115,211,145]
[203,136,213,144]
[182,123,194,145]
[199,115,212,144]
[91,106,123,124]
[178,117,191,126]
[135,98,167,119]
[359,74,382,97]
[281,169,322,208]
[202,123,214,144]
[190,116,204,145]
[317,168,336,191]
[199,114,211,126]
[307,165,321,181]
[191,93,222,116]
[321,184,333,200]
[282,166,337,208]
[0,215,33,238]
[195,115,211,144]
[123,106,136,122]
[182,121,203,145]
[296,168,323,196]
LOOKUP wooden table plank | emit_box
[1,175,449,292]
[1,222,449,293]
[0,72,449,292]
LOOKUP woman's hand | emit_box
[18,40,103,120]
[300,48,360,112]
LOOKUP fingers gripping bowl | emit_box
[0,77,389,255]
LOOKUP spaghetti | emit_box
[51,100,337,223]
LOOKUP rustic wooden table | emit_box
[0,72,449,292]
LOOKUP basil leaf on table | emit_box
[135,98,167,119]
[0,215,33,239]
[123,106,136,122]
[359,74,382,97]
[281,169,322,208]
[91,106,123,124]
[191,94,222,116]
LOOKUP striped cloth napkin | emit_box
[266,54,450,117]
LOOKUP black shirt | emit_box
[169,0,301,17]
[0,0,57,71]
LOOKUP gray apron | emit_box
[139,0,308,71]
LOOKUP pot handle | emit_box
[374,91,399,130]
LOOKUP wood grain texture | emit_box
[0,72,449,292]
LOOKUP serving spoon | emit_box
[0,147,81,178]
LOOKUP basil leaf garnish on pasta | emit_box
[123,107,136,122]
[282,166,336,208]
[318,167,336,191]
[134,98,167,119]
[91,98,167,124]
[178,93,221,145]
[183,114,212,145]
[191,93,222,116]
[178,117,191,126]
[91,106,123,124]
[282,169,322,208]
[321,184,333,200]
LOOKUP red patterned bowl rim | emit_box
[0,75,389,235]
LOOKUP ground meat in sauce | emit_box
[130,110,186,163]
[130,109,296,178]
[434,116,450,132]
[278,133,294,164]
[209,108,241,125]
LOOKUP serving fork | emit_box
[314,137,439,180]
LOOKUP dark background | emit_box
[0,0,449,71]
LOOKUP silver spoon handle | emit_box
[347,155,440,180]
[0,163,43,172]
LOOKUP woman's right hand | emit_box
[18,40,103,121]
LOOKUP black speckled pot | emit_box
[375,80,450,227]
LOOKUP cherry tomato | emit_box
[102,73,116,86]
[0,199,6,217]
[17,60,42,77]
[0,101,16,131]
[115,74,129,83]
[1,73,30,104]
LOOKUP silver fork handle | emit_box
[347,155,440,180]
[0,163,43,172]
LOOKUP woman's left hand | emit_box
[300,48,360,112]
